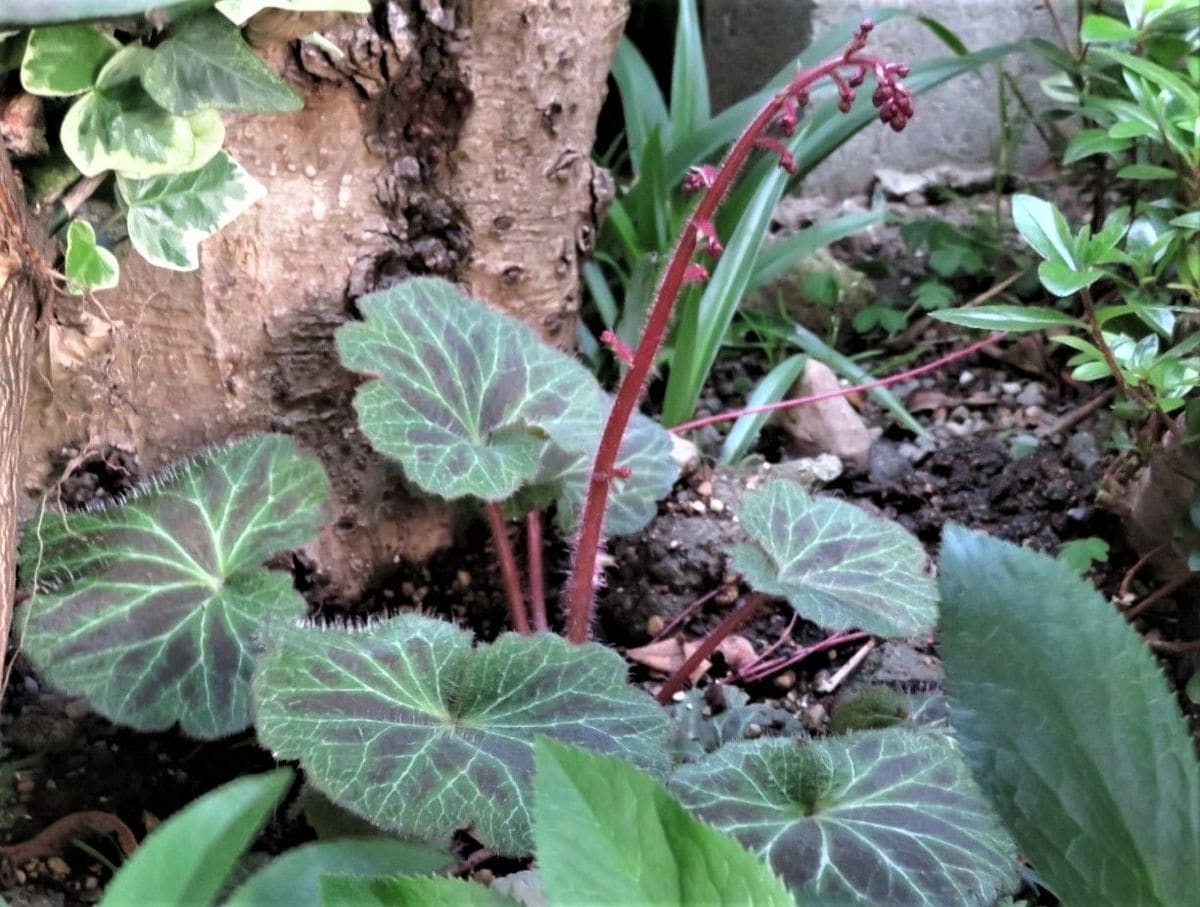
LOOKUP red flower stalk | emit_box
[564,20,914,644]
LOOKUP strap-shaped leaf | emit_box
[732,478,936,637]
[335,277,601,502]
[61,45,225,179]
[20,25,119,97]
[118,151,267,271]
[253,613,671,855]
[510,407,677,537]
[938,527,1200,906]
[143,12,301,115]
[17,433,329,739]
[670,731,1018,906]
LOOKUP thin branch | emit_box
[735,630,870,685]
[484,502,529,634]
[656,593,768,703]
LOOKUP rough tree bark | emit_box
[1,151,51,691]
[16,0,626,601]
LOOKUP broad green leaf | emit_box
[227,838,454,907]
[512,407,677,537]
[20,25,118,97]
[536,739,792,907]
[216,0,371,25]
[17,433,329,738]
[319,875,518,907]
[938,527,1200,906]
[1011,194,1076,266]
[720,353,807,465]
[1080,13,1139,42]
[335,277,600,503]
[1038,259,1107,296]
[143,11,301,115]
[63,218,119,294]
[119,150,266,270]
[669,732,1018,907]
[732,478,937,638]
[101,769,293,907]
[254,614,670,855]
[1063,127,1132,163]
[933,305,1085,332]
[61,45,225,179]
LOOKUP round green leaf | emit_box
[143,11,301,115]
[64,218,119,294]
[732,478,937,638]
[669,732,1019,907]
[119,150,266,270]
[17,433,329,738]
[253,613,671,855]
[60,45,225,179]
[335,277,602,503]
[20,25,119,97]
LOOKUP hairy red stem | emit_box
[672,331,1004,434]
[485,502,529,635]
[526,511,548,632]
[656,593,768,703]
[566,23,912,643]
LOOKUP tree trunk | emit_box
[1,151,50,693]
[17,0,626,602]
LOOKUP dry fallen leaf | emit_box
[626,634,758,682]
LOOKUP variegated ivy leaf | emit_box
[119,151,267,270]
[253,613,671,855]
[335,277,601,503]
[16,433,329,739]
[20,25,119,97]
[509,407,677,537]
[64,219,119,294]
[60,45,225,179]
[143,12,301,115]
[732,478,936,638]
[669,731,1019,907]
[215,0,372,24]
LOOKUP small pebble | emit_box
[709,499,725,513]
[774,671,796,690]
[473,868,495,885]
[85,877,98,891]
[16,776,36,794]
[805,703,828,728]
[1015,384,1045,407]
[1000,381,1022,395]
[13,869,25,885]
[697,480,713,497]
[456,570,472,588]
[646,615,665,637]
[22,676,38,695]
[47,856,70,877]
[958,370,975,386]
[745,722,763,739]
[63,698,90,720]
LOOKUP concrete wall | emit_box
[703,0,1073,196]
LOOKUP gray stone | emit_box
[777,359,872,470]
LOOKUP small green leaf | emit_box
[1011,194,1076,266]
[20,25,118,97]
[100,769,293,907]
[939,527,1200,906]
[319,875,518,907]
[1080,13,1139,43]
[536,739,792,907]
[335,277,602,503]
[17,433,329,738]
[119,150,266,270]
[226,838,454,907]
[64,218,119,294]
[216,0,371,25]
[1116,163,1178,181]
[720,353,808,465]
[732,478,937,638]
[1063,128,1132,164]
[933,305,1085,332]
[1038,259,1106,296]
[61,46,225,179]
[143,12,301,115]
[254,614,670,855]
[669,732,1018,906]
[1056,537,1110,573]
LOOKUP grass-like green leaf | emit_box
[60,45,225,179]
[17,433,329,738]
[226,838,454,907]
[319,875,518,907]
[336,277,602,503]
[669,0,709,141]
[938,526,1200,906]
[669,732,1018,907]
[143,11,301,114]
[253,614,671,855]
[119,150,267,270]
[535,739,793,907]
[100,768,293,907]
[64,218,119,294]
[719,354,807,465]
[20,24,118,97]
[732,478,937,638]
